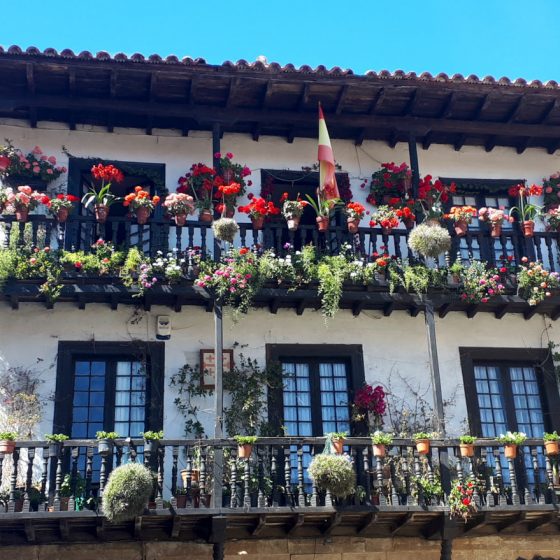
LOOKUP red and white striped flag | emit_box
[318,104,340,200]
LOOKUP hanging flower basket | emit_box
[308,453,356,499]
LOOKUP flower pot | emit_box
[317,216,329,232]
[403,217,415,230]
[48,442,62,458]
[59,497,69,511]
[459,443,475,458]
[332,438,345,455]
[174,213,187,227]
[415,439,430,455]
[0,440,15,454]
[135,206,151,225]
[56,207,69,223]
[381,227,394,236]
[545,440,559,456]
[454,220,468,237]
[224,208,235,219]
[15,208,29,222]
[251,216,265,230]
[347,218,360,234]
[237,444,253,459]
[491,222,502,238]
[175,494,187,508]
[222,168,234,184]
[94,204,109,223]
[504,443,518,459]
[287,217,300,231]
[372,444,386,457]
[523,220,535,238]
[191,469,200,483]
[97,439,114,455]
[199,210,213,223]
[143,440,159,454]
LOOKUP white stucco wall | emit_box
[1,118,560,442]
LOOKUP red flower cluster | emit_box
[218,182,242,196]
[346,201,366,219]
[508,183,543,197]
[354,384,386,416]
[239,197,281,218]
[396,206,416,221]
[43,193,79,207]
[417,175,456,203]
[91,164,124,184]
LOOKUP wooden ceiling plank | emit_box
[110,70,118,98]
[506,94,525,123]
[262,80,274,108]
[539,98,560,123]
[335,85,350,115]
[26,63,35,94]
[454,134,467,151]
[516,137,530,154]
[149,72,158,102]
[440,91,455,118]
[402,89,419,116]
[473,93,492,119]
[422,131,433,150]
[298,83,311,111]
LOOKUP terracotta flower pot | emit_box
[224,208,235,219]
[522,220,535,238]
[180,467,200,485]
[15,208,29,222]
[287,217,300,231]
[332,438,345,455]
[491,222,502,238]
[372,444,386,458]
[403,217,415,230]
[545,440,559,456]
[222,168,234,184]
[0,440,15,454]
[135,206,151,225]
[316,216,329,232]
[381,227,394,236]
[199,210,213,223]
[454,220,468,237]
[459,443,475,458]
[56,207,69,223]
[347,218,360,234]
[173,213,187,227]
[504,443,518,459]
[415,439,430,455]
[251,216,265,230]
[237,444,253,459]
[175,494,187,508]
[94,204,109,223]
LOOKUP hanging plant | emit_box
[212,218,239,243]
[408,223,451,259]
[308,453,356,499]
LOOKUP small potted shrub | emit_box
[371,431,393,458]
[141,430,164,454]
[544,431,560,456]
[328,431,347,455]
[234,435,258,459]
[96,431,120,455]
[498,431,527,459]
[45,433,69,457]
[281,196,308,231]
[413,432,433,455]
[449,478,477,522]
[0,431,17,454]
[509,183,543,238]
[103,462,154,522]
[308,453,356,499]
[459,435,476,458]
[238,196,280,230]
[370,205,400,235]
[478,207,511,238]
[304,194,339,232]
[123,186,160,225]
[445,206,478,237]
[345,201,366,233]
[163,192,195,226]
[174,487,188,509]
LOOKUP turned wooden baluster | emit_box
[297,446,305,507]
[8,448,19,513]
[171,445,179,509]
[283,446,293,507]
[508,451,520,506]
[68,446,79,511]
[243,453,251,508]
[98,445,111,511]
[389,453,399,507]
[362,447,372,506]
[479,448,492,507]
[84,446,93,503]
[40,446,49,509]
[3,221,12,248]
[413,451,423,506]
[184,452,193,508]
[401,446,412,506]
[271,447,280,507]
[545,454,557,505]
[23,447,35,512]
[531,447,543,505]
[53,449,63,512]
[156,446,165,509]
[229,453,238,508]
[199,450,207,505]
[257,447,265,508]
[129,440,138,463]
[115,443,123,468]
[493,448,505,506]
[309,445,318,507]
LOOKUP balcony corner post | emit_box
[407,133,420,199]
[212,297,224,508]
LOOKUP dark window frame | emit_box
[53,341,165,436]
[459,347,560,435]
[266,344,365,436]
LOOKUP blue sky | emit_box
[2,0,559,81]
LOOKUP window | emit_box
[460,348,560,487]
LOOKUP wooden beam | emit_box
[438,303,452,318]
[287,126,296,144]
[547,139,560,155]
[391,513,415,535]
[296,299,307,316]
[269,297,280,314]
[9,294,18,310]
[68,67,76,96]
[110,70,118,98]
[252,514,268,536]
[352,300,365,316]
[26,63,35,94]
[322,512,343,536]
[466,304,479,318]
[24,519,35,543]
[96,518,106,540]
[146,115,153,136]
[516,137,530,154]
[77,295,86,310]
[440,91,455,118]
[422,131,433,150]
[252,123,261,142]
[171,515,182,538]
[298,84,310,111]
[149,72,158,102]
[505,95,525,122]
[262,80,274,108]
[497,512,526,534]
[494,304,509,319]
[355,129,367,146]
[29,107,37,128]
[357,512,378,535]
[524,303,542,320]
[550,305,560,320]
[527,512,559,532]
[335,85,350,115]
[539,98,560,123]
[454,134,467,151]
[388,129,399,148]
[383,301,395,316]
[182,122,190,137]
[173,295,182,313]
[59,519,70,540]
[473,93,492,119]
[288,513,305,535]
[110,294,119,311]
[134,517,143,538]
[368,88,385,114]
[485,136,497,152]
[225,78,238,108]
[402,89,419,116]
[409,304,421,317]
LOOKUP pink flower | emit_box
[46,169,53,175]
[40,155,47,161]
[0,155,10,171]
[24,163,31,169]
[546,187,553,193]
[47,156,56,165]
[242,166,251,177]
[32,146,42,155]
[214,152,221,159]
[481,297,489,303]
[18,186,32,195]
[226,152,234,159]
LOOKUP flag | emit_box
[318,104,340,200]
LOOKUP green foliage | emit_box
[102,462,153,522]
[0,431,17,440]
[412,474,444,504]
[96,431,119,440]
[317,256,347,318]
[327,431,347,440]
[308,454,356,499]
[544,431,560,441]
[389,260,447,295]
[141,430,164,441]
[413,432,433,441]
[459,435,476,444]
[234,435,258,445]
[408,223,451,258]
[371,431,393,445]
[497,431,527,445]
[45,433,69,442]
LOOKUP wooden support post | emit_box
[213,300,224,509]
[408,133,420,200]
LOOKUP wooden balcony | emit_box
[2,214,560,318]
[0,437,558,544]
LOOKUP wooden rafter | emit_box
[402,89,419,116]
[335,85,349,114]
[505,94,525,122]
[26,63,35,94]
[439,91,455,118]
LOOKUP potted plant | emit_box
[498,431,527,459]
[238,196,280,230]
[416,175,457,223]
[163,192,195,226]
[174,487,188,509]
[445,206,478,237]
[327,431,347,455]
[369,205,400,235]
[352,383,387,431]
[4,185,44,222]
[308,453,356,499]
[123,186,160,225]
[413,432,433,455]
[281,195,308,231]
[458,434,476,458]
[370,431,393,458]
[544,431,560,456]
[212,217,240,243]
[82,163,124,223]
[181,443,203,485]
[305,193,339,232]
[96,430,119,455]
[0,431,17,454]
[344,201,366,233]
[517,258,560,306]
[45,433,69,457]
[367,162,412,207]
[214,152,251,216]
[216,181,242,218]
[234,435,258,459]
[449,478,477,522]
[396,204,416,229]
[45,193,80,223]
[543,207,560,232]
[509,183,543,238]
[408,222,451,259]
[478,207,512,238]
[178,162,216,222]
[141,430,164,454]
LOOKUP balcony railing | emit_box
[1,437,558,515]
[1,214,559,270]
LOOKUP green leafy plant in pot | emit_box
[308,453,356,499]
[234,435,258,459]
[45,433,69,457]
[141,430,164,454]
[96,431,120,455]
[0,431,17,454]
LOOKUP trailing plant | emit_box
[390,260,447,295]
[457,261,505,304]
[234,435,258,445]
[449,478,477,522]
[517,258,560,305]
[408,223,451,259]
[327,431,348,440]
[102,463,153,522]
[308,453,356,499]
[411,474,443,505]
[316,255,347,318]
[212,218,239,243]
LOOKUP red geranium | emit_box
[91,164,124,184]
[239,197,280,218]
